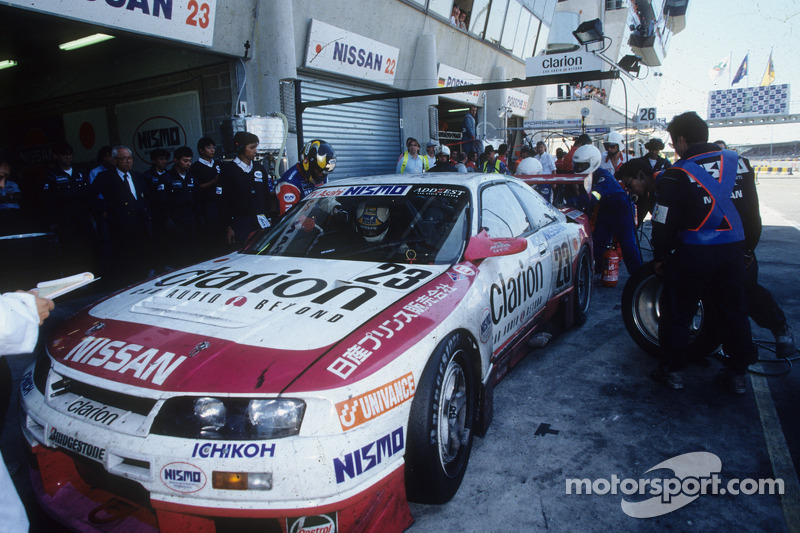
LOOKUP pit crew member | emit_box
[276,140,336,216]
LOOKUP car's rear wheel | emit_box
[573,246,592,326]
[621,261,720,358]
[405,332,476,504]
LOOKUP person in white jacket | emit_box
[0,290,54,531]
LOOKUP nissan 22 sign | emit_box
[6,0,217,47]
[305,20,400,86]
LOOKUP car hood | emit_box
[48,254,456,393]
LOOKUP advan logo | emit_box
[160,462,207,493]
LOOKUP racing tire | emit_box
[621,261,721,358]
[405,332,476,504]
[573,246,592,326]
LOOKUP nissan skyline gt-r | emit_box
[20,173,592,532]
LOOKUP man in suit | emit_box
[91,146,153,285]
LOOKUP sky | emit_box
[620,0,800,146]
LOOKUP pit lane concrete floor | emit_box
[409,176,800,532]
[1,177,798,533]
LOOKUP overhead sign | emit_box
[504,89,529,117]
[305,19,400,86]
[437,64,482,105]
[708,84,790,119]
[5,0,217,47]
[564,127,610,135]
[524,119,581,129]
[525,51,604,78]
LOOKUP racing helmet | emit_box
[572,145,602,175]
[301,140,336,183]
[436,144,451,157]
[515,157,543,175]
[355,202,391,243]
[604,130,625,148]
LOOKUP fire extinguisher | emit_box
[602,244,620,287]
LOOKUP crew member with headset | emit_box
[276,139,336,216]
[220,131,277,247]
[651,112,761,393]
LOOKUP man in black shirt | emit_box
[190,137,224,257]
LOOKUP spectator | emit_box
[190,137,224,257]
[458,10,468,30]
[396,137,428,173]
[643,138,670,172]
[423,141,438,170]
[461,105,480,158]
[466,151,479,172]
[513,145,531,173]
[534,141,556,174]
[450,4,460,26]
[454,151,469,173]
[143,148,172,270]
[88,145,113,184]
[0,153,26,235]
[42,143,96,273]
[497,144,509,167]
[482,145,510,174]
[91,146,154,284]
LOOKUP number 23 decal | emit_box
[354,263,432,290]
[186,0,211,29]
[551,242,572,289]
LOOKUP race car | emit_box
[20,173,592,532]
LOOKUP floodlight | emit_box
[573,19,604,46]
[618,54,642,75]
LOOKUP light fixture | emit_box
[0,60,18,70]
[572,19,604,46]
[618,54,642,76]
[448,108,470,113]
[59,33,115,51]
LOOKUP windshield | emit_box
[242,184,471,265]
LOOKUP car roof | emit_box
[321,173,510,190]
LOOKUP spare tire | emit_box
[621,261,721,358]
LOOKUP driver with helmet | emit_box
[568,144,642,276]
[276,140,336,216]
[354,202,391,243]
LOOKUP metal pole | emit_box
[294,80,304,158]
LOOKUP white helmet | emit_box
[515,157,543,175]
[436,144,451,157]
[572,145,602,175]
[604,130,625,148]
[355,202,391,243]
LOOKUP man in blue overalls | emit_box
[651,112,761,393]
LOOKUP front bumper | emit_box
[19,364,414,532]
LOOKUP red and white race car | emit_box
[20,173,592,532]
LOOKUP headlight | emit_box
[152,397,305,440]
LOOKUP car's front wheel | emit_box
[573,246,592,326]
[405,332,476,504]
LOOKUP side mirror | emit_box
[464,230,528,262]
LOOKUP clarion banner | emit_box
[525,51,604,78]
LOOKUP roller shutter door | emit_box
[301,77,401,179]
